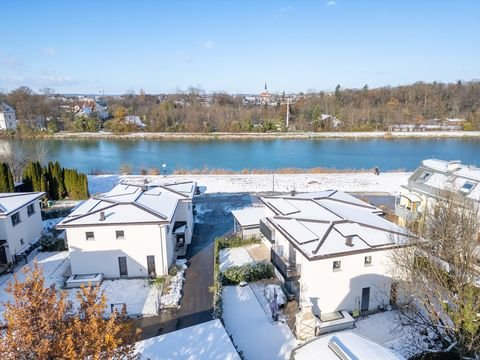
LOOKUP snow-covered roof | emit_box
[135,319,240,360]
[57,181,196,227]
[292,331,405,360]
[260,191,407,259]
[408,159,480,202]
[0,192,45,216]
[231,206,266,227]
[0,103,15,113]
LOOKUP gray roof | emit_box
[260,191,408,259]
[0,103,15,113]
[57,181,196,228]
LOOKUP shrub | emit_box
[222,262,274,285]
[38,234,66,252]
[119,164,132,175]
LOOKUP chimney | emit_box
[291,189,297,197]
[345,236,353,247]
[141,185,148,192]
[99,211,105,221]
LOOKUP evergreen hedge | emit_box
[0,163,14,192]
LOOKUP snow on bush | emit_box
[160,261,188,309]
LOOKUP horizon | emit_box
[1,0,479,94]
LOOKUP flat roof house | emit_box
[0,192,45,271]
[57,181,196,278]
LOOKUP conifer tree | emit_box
[0,163,14,192]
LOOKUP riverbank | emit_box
[48,130,480,140]
[88,172,411,195]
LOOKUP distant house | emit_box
[125,115,146,128]
[0,103,17,130]
[319,114,342,129]
[73,99,109,120]
[0,192,45,269]
[395,159,480,224]
[56,181,196,278]
[234,190,408,316]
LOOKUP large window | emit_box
[85,232,95,241]
[460,182,475,194]
[11,212,21,227]
[27,204,35,216]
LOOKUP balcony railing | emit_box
[271,247,301,281]
[395,203,421,222]
[260,219,274,244]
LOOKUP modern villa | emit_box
[57,181,196,278]
[0,192,45,270]
[233,190,408,316]
[395,159,480,224]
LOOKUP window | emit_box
[364,256,372,265]
[27,204,35,216]
[11,212,21,226]
[116,230,125,240]
[20,239,24,246]
[419,171,431,182]
[333,260,341,271]
[85,232,95,241]
[460,182,475,194]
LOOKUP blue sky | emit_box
[1,0,479,94]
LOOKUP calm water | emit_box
[4,138,478,174]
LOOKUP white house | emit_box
[0,192,45,269]
[56,181,196,279]
[0,103,17,130]
[395,159,480,224]
[235,190,407,316]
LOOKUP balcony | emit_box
[395,203,420,222]
[271,247,301,281]
[260,219,274,244]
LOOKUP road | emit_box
[136,193,253,340]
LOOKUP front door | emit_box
[118,256,128,276]
[0,245,7,264]
[361,287,370,311]
[147,255,156,277]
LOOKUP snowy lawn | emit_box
[88,172,410,195]
[136,319,240,360]
[352,310,434,359]
[222,285,297,360]
[0,252,161,319]
[219,247,254,272]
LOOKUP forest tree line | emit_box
[1,81,479,133]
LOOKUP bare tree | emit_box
[391,190,480,357]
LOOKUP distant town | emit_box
[1,80,479,135]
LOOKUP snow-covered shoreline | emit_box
[52,130,480,140]
[88,172,411,195]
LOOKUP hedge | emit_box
[222,262,274,285]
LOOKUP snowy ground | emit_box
[219,247,254,272]
[136,319,241,360]
[0,252,161,319]
[88,172,410,195]
[222,285,297,360]
[352,310,434,359]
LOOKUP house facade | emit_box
[0,192,45,268]
[57,181,196,278]
[0,103,17,130]
[395,159,480,224]
[235,190,407,315]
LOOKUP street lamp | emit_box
[162,163,167,177]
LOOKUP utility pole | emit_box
[286,96,290,129]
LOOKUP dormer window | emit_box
[419,171,431,182]
[460,182,475,194]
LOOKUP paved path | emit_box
[136,193,252,339]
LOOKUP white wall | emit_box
[0,110,17,130]
[270,224,394,314]
[171,199,193,245]
[66,223,167,278]
[0,201,43,262]
[299,250,394,314]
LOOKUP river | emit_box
[1,138,478,174]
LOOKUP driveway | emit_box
[136,193,253,340]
